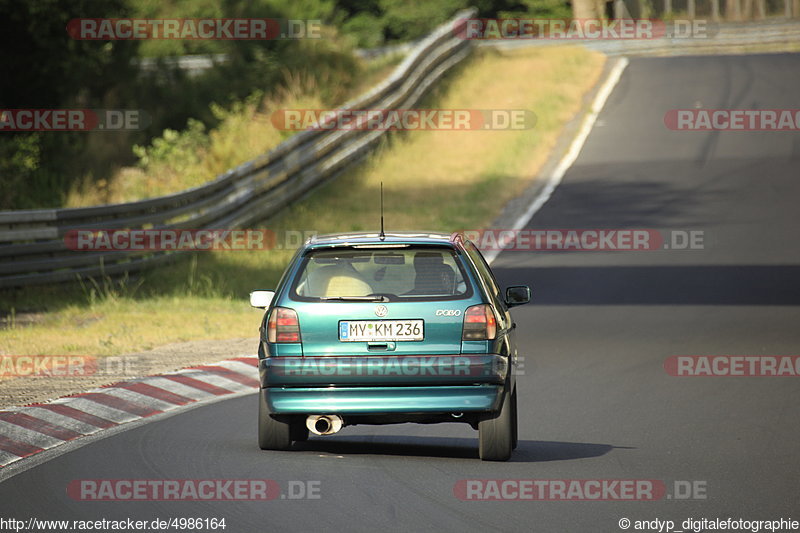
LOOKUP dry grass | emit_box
[0,297,262,358]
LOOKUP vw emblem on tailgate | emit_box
[374,304,388,317]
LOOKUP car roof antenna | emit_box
[379,182,386,241]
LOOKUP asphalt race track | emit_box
[1,53,799,533]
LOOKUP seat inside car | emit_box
[306,263,374,297]
[408,252,455,295]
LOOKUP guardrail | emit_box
[584,19,800,55]
[481,19,800,56]
[0,9,476,289]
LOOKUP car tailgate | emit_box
[296,302,469,356]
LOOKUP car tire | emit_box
[258,389,291,450]
[478,388,514,461]
[511,388,518,450]
[291,418,309,442]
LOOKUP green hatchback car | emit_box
[250,231,530,461]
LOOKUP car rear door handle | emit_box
[367,342,396,351]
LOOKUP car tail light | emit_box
[462,304,496,340]
[267,307,301,343]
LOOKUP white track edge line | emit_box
[484,56,630,265]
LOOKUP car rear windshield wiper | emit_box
[319,295,389,302]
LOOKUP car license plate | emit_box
[339,320,424,342]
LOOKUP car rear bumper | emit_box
[263,384,504,414]
[259,353,509,388]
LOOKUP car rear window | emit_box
[290,246,473,302]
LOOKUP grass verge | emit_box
[0,45,605,358]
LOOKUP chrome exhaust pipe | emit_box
[315,417,330,434]
[306,415,343,436]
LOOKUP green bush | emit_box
[342,12,385,48]
[133,119,208,174]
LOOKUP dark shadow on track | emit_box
[518,170,719,229]
[495,265,800,306]
[283,435,625,463]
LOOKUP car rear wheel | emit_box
[478,387,514,461]
[291,419,309,442]
[258,389,291,450]
[511,388,518,450]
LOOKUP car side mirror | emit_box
[505,285,530,307]
[249,290,275,309]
